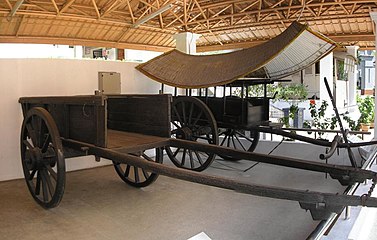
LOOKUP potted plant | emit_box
[357,96,374,131]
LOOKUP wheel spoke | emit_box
[172,121,181,129]
[23,139,34,150]
[181,149,187,166]
[41,134,51,153]
[235,134,247,151]
[231,135,237,148]
[172,105,184,125]
[194,151,203,165]
[134,167,140,183]
[124,165,131,178]
[41,173,49,202]
[29,169,37,180]
[142,169,150,179]
[173,148,181,157]
[41,169,53,199]
[26,123,37,147]
[188,150,194,169]
[35,171,41,195]
[46,165,57,181]
[237,131,255,143]
[142,153,153,161]
[192,110,203,126]
[220,134,228,146]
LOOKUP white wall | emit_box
[0,58,161,181]
[319,53,334,103]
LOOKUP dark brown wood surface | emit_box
[107,130,170,153]
[107,94,171,138]
[19,95,107,148]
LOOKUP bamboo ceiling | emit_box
[0,0,377,52]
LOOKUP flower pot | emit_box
[360,123,370,132]
[370,122,375,129]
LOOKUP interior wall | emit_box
[319,53,334,103]
[0,58,161,181]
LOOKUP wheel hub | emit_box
[27,147,56,169]
[176,127,194,141]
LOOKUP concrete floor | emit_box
[0,155,347,240]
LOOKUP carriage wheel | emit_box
[113,148,163,187]
[20,107,65,208]
[218,128,260,161]
[166,97,218,171]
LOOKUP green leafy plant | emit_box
[233,84,277,98]
[305,100,337,139]
[275,83,308,101]
[342,112,359,131]
[357,95,374,125]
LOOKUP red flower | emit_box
[310,99,316,105]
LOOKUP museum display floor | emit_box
[0,154,361,240]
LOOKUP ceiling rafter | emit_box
[1,0,377,51]
[91,0,100,19]
[60,0,76,14]
[50,0,59,14]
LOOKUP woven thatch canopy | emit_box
[136,21,337,89]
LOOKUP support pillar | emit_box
[346,46,359,112]
[319,52,334,104]
[172,32,201,96]
[173,32,201,54]
[370,12,377,138]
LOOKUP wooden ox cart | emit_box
[18,94,377,221]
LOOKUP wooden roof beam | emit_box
[60,0,76,14]
[125,0,135,23]
[4,0,12,9]
[7,0,24,20]
[101,0,125,18]
[91,0,101,19]
[50,0,59,14]
[0,35,174,52]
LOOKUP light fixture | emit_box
[132,4,173,28]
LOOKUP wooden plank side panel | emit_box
[19,95,107,147]
[107,94,171,138]
[68,105,98,145]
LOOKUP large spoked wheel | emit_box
[20,107,65,208]
[166,96,218,171]
[218,128,260,161]
[113,148,163,188]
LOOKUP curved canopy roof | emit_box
[136,21,337,88]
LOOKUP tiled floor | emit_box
[0,153,348,240]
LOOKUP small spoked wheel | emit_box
[113,148,163,187]
[20,107,65,208]
[166,97,218,171]
[218,128,260,160]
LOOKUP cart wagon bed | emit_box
[107,130,169,153]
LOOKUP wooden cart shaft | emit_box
[62,137,377,220]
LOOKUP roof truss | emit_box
[0,0,376,51]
